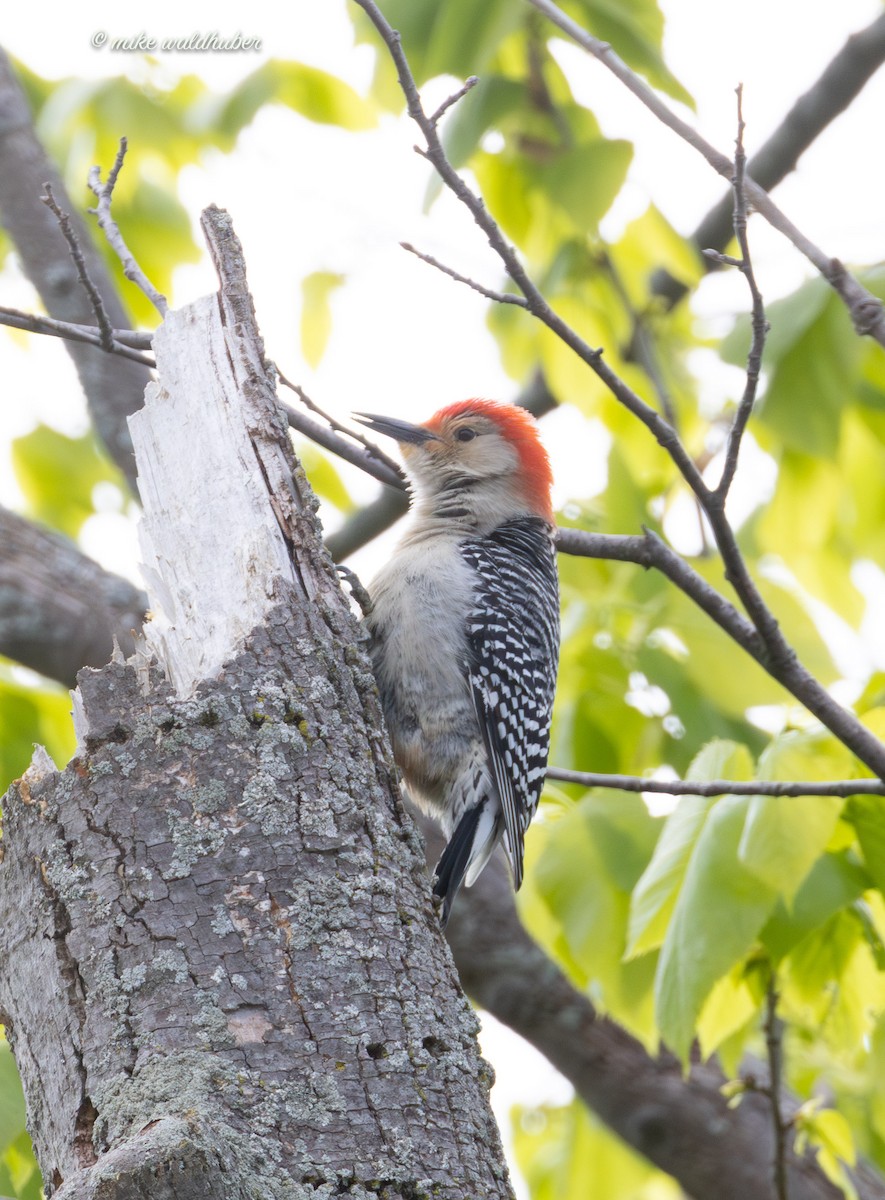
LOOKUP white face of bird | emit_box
[408,410,525,489]
[354,408,520,486]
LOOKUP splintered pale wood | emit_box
[129,296,296,699]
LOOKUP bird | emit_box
[354,399,559,926]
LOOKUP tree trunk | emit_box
[0,208,513,1200]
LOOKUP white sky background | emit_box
[2,0,885,1190]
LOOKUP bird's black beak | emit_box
[353,412,439,445]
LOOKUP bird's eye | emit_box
[454,427,477,443]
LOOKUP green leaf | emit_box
[617,204,704,295]
[627,740,754,957]
[755,450,865,625]
[537,139,633,233]
[846,795,885,893]
[512,1098,680,1200]
[0,673,75,792]
[795,1105,858,1200]
[760,853,868,963]
[472,152,539,251]
[0,1132,42,1200]
[300,271,345,368]
[759,290,862,456]
[0,1042,40,1200]
[696,957,767,1061]
[216,61,376,135]
[722,277,829,367]
[780,907,885,1050]
[655,793,779,1060]
[374,0,524,83]
[12,426,123,540]
[36,75,205,173]
[737,732,850,901]
[299,444,355,514]
[530,792,660,1036]
[0,1043,27,1155]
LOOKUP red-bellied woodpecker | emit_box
[355,400,560,926]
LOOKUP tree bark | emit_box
[0,208,513,1200]
[0,506,146,686]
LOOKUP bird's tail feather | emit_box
[433,800,499,927]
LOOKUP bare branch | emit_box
[716,86,770,501]
[278,370,406,483]
[600,250,678,428]
[0,49,150,489]
[0,506,146,688]
[325,487,410,562]
[41,183,115,351]
[653,11,885,306]
[525,0,885,347]
[430,75,479,125]
[281,395,406,491]
[704,250,744,270]
[546,767,885,798]
[401,242,529,307]
[87,138,168,317]
[0,305,155,366]
[559,527,885,778]
[556,526,767,663]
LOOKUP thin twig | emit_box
[526,21,574,150]
[704,251,743,270]
[600,246,714,549]
[655,11,885,307]
[0,305,155,366]
[430,75,479,125]
[716,87,770,502]
[277,370,406,482]
[87,138,168,317]
[601,250,678,428]
[401,242,529,307]
[765,972,791,1200]
[42,184,115,351]
[524,0,885,347]
[281,399,406,491]
[547,767,885,798]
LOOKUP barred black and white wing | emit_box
[460,516,560,889]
